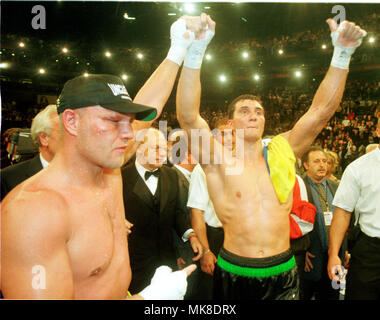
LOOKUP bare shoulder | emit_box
[2,185,71,243]
[1,183,74,299]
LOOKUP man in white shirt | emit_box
[328,118,380,299]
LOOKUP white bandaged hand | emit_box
[184,28,215,69]
[139,266,188,300]
[167,18,195,66]
[329,19,367,70]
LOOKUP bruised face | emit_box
[76,106,135,169]
[231,99,265,142]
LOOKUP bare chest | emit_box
[65,190,128,281]
[207,159,292,219]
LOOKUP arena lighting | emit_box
[18,42,25,48]
[38,68,45,74]
[123,13,136,20]
[295,71,302,78]
[369,37,375,43]
[242,51,249,59]
[183,3,195,14]
[0,62,9,69]
[278,49,284,55]
[137,53,143,59]
[62,47,68,53]
[219,74,227,82]
[322,44,327,49]
[105,51,111,58]
[83,72,89,77]
[205,54,212,60]
[168,13,176,16]
[253,74,260,81]
[121,74,128,80]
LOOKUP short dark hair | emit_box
[301,146,325,168]
[227,94,263,119]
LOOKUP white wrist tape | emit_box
[330,21,366,70]
[139,266,188,300]
[184,29,215,69]
[167,19,195,66]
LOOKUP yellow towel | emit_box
[267,135,296,203]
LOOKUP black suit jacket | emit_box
[1,155,43,201]
[121,163,191,293]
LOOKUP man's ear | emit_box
[38,132,49,147]
[61,109,79,137]
[303,162,309,171]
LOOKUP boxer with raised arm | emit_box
[176,15,366,299]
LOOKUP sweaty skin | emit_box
[202,100,293,258]
[1,108,134,299]
[176,16,363,259]
[1,57,185,299]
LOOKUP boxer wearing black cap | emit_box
[56,74,157,122]
[1,16,203,299]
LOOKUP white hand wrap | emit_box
[167,19,195,66]
[184,29,215,69]
[139,266,188,300]
[330,21,367,70]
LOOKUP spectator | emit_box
[1,105,60,200]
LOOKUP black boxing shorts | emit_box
[213,247,299,300]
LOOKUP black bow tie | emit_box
[145,169,160,180]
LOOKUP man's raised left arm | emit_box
[284,19,367,159]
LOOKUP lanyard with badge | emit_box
[313,182,333,227]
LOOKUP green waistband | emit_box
[217,255,295,278]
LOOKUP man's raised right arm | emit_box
[176,14,217,164]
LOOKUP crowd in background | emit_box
[2,78,379,174]
[2,10,379,172]
[1,12,379,92]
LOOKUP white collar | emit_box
[174,164,192,182]
[135,159,159,180]
[39,153,50,169]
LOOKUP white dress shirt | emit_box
[173,164,192,183]
[135,160,159,195]
[187,164,223,228]
[333,147,380,238]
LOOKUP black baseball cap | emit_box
[56,74,157,121]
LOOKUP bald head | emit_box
[136,128,167,170]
